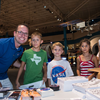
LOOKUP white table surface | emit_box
[41,90,86,100]
[10,89,86,100]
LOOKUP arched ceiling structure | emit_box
[0,0,100,36]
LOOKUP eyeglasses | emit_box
[17,31,28,37]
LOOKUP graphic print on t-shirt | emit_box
[51,66,66,83]
[30,54,41,65]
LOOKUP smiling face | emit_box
[80,42,90,53]
[52,46,63,57]
[14,25,29,48]
[31,35,43,49]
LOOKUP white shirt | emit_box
[47,59,74,85]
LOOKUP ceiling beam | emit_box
[7,20,60,32]
[0,18,17,26]
[30,20,60,27]
[41,0,63,19]
[88,12,100,20]
[65,0,90,20]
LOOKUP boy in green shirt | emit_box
[16,32,48,89]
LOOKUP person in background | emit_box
[16,32,48,89]
[0,24,29,89]
[75,53,77,67]
[77,38,98,80]
[47,42,74,86]
[97,39,100,67]
[71,57,73,66]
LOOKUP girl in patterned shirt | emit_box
[77,38,98,80]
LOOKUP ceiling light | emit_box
[44,6,46,8]
[51,12,53,14]
[36,28,39,30]
[57,18,59,21]
[54,16,57,18]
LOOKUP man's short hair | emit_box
[16,23,29,31]
[51,42,64,50]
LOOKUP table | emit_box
[41,90,86,100]
[7,89,86,100]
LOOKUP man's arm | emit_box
[15,61,25,89]
[13,60,26,70]
[13,60,21,68]
[43,62,47,84]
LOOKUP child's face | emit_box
[80,42,90,53]
[31,35,43,48]
[52,46,63,57]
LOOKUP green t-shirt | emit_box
[21,49,48,85]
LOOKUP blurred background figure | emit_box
[97,39,100,67]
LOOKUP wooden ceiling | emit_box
[0,0,100,36]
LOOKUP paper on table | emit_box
[57,76,88,91]
[72,89,86,99]
[70,98,82,100]
[19,80,45,89]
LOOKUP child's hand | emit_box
[42,77,47,84]
[15,81,20,89]
[87,75,93,80]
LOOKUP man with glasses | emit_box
[0,24,29,89]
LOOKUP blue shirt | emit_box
[0,37,23,79]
